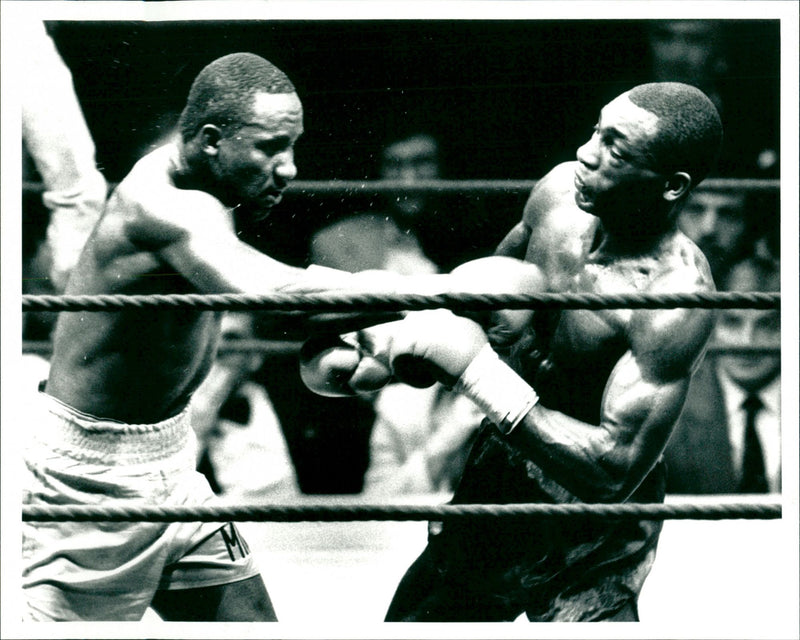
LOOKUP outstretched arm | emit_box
[115,151,309,294]
[301,290,713,503]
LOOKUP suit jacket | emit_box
[663,357,739,494]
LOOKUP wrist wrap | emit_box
[453,343,538,435]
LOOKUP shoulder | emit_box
[533,161,578,195]
[522,163,592,242]
[629,232,716,380]
[113,144,232,245]
[522,162,578,222]
[649,231,716,295]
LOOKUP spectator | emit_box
[310,132,441,275]
[22,19,107,292]
[664,254,781,494]
[645,20,729,115]
[191,312,301,502]
[677,187,752,285]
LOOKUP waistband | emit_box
[34,392,193,464]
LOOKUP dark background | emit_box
[28,19,781,493]
[47,19,780,183]
[41,19,780,270]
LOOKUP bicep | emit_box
[599,349,692,494]
[494,221,531,259]
[160,228,304,294]
[120,183,306,294]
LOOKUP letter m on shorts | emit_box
[219,523,251,561]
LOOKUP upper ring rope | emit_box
[23,178,779,196]
[22,500,782,523]
[22,291,780,313]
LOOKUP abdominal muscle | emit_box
[46,309,220,424]
[45,236,221,425]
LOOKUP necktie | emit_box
[739,394,768,493]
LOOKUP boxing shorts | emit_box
[423,421,666,621]
[21,393,260,621]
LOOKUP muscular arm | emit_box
[494,175,545,259]
[494,220,532,259]
[507,287,714,503]
[159,217,307,294]
[111,149,307,294]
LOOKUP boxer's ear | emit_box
[199,125,222,156]
[663,171,691,202]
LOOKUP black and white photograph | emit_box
[2,2,798,639]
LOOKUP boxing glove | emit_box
[361,310,540,435]
[299,333,394,397]
[448,256,546,350]
[299,311,466,397]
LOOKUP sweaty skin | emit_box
[45,91,308,424]
[495,160,715,502]
[46,147,232,422]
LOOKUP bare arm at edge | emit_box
[506,277,714,503]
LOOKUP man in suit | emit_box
[664,254,781,494]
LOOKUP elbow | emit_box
[590,476,632,504]
[595,445,665,503]
[591,449,644,503]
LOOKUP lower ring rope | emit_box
[23,501,781,523]
[22,291,780,313]
[21,340,781,356]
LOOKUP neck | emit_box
[173,143,229,205]
[590,219,674,259]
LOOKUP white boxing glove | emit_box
[449,256,547,349]
[299,333,394,397]
[361,310,540,435]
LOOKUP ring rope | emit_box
[22,501,781,523]
[23,178,779,196]
[22,291,780,313]
[20,339,780,356]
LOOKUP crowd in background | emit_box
[21,19,782,499]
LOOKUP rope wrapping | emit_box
[22,291,780,313]
[22,501,781,523]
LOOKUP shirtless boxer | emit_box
[23,50,542,623]
[22,51,421,622]
[23,52,305,623]
[301,82,723,621]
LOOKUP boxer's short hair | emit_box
[629,82,723,187]
[179,52,296,140]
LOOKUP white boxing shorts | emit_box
[22,393,260,621]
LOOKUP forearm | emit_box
[452,345,640,502]
[506,404,633,502]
